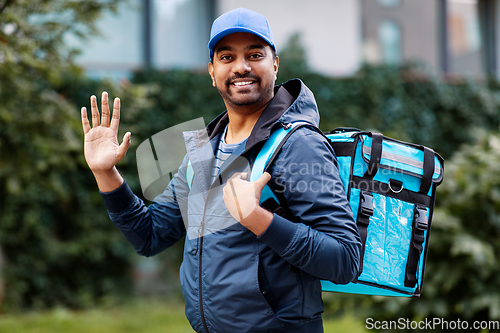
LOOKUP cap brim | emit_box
[208,27,276,58]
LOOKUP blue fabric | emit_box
[100,79,361,333]
[360,135,443,185]
[321,280,411,297]
[250,121,310,204]
[324,130,439,297]
[208,8,276,59]
[356,189,415,292]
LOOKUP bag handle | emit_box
[419,147,435,194]
[362,133,436,193]
[329,127,361,134]
[363,132,383,179]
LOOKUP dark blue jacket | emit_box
[101,79,361,333]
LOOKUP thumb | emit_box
[117,132,132,159]
[254,172,271,191]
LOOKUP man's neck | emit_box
[225,103,269,144]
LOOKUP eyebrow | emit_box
[215,44,266,55]
[246,44,266,51]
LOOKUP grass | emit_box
[0,299,368,333]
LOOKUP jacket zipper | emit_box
[198,194,210,333]
[198,236,209,333]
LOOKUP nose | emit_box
[233,56,251,75]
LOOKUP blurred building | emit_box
[68,0,500,79]
[363,0,496,78]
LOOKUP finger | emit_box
[110,97,120,131]
[228,172,244,182]
[116,131,132,160]
[90,95,100,127]
[81,107,91,134]
[254,172,272,191]
[228,180,244,220]
[101,91,110,127]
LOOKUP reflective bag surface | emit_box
[321,129,444,297]
[251,124,444,297]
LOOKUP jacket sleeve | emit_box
[257,128,361,284]
[100,157,189,257]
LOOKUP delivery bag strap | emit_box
[404,204,428,288]
[355,132,382,278]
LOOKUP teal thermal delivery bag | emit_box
[250,122,444,297]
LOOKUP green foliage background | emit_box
[0,0,141,310]
[1,2,499,331]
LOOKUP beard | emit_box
[215,73,274,108]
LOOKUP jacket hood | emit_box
[273,78,320,127]
[206,79,320,151]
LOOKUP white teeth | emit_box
[233,81,253,86]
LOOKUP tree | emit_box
[0,0,139,310]
[276,32,309,82]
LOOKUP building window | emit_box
[152,0,213,70]
[379,20,402,64]
[446,0,484,76]
[65,0,214,78]
[65,0,144,78]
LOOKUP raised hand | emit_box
[81,92,131,192]
[81,92,131,172]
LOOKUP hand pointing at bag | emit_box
[222,172,273,236]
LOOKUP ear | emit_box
[273,56,279,80]
[208,62,216,87]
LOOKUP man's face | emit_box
[208,32,279,112]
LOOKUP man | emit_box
[81,8,361,333]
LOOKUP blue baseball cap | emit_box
[208,8,276,59]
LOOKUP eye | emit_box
[219,54,232,61]
[249,53,263,59]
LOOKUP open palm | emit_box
[81,92,131,172]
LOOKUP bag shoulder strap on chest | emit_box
[250,121,328,214]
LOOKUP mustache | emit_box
[225,73,260,86]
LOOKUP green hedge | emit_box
[0,0,137,311]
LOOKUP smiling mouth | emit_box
[232,81,255,87]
